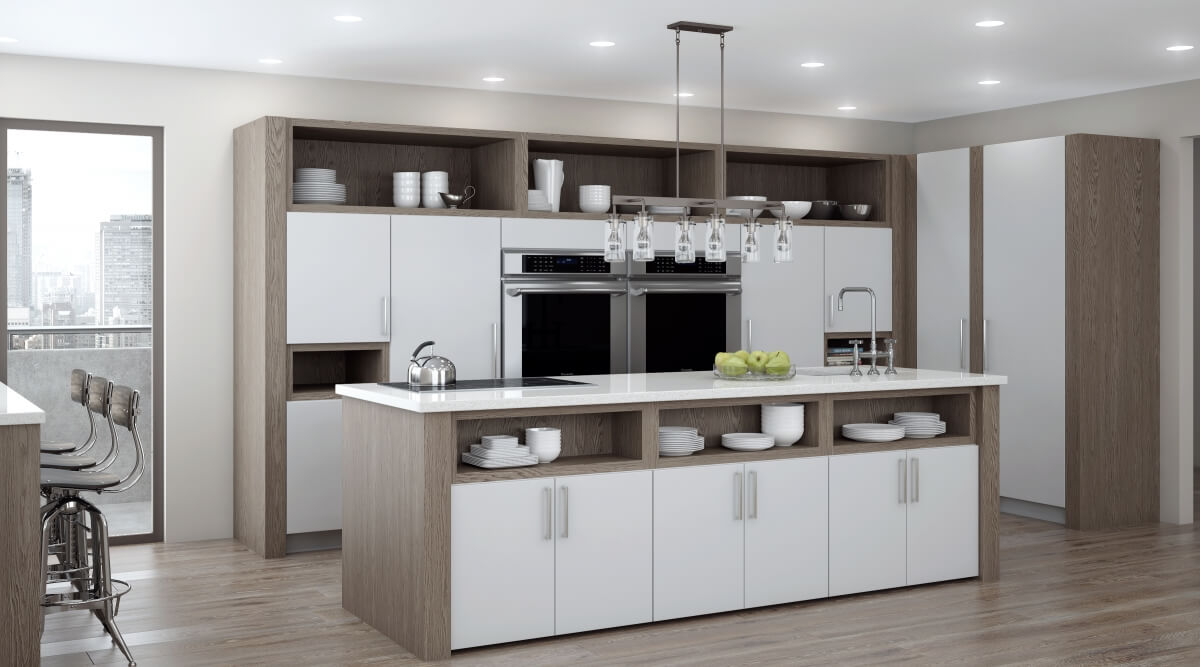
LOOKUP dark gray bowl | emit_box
[838,204,873,221]
[809,200,838,219]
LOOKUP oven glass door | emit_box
[630,281,741,373]
[503,282,628,377]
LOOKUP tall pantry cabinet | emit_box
[915,134,1159,530]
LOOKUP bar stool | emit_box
[39,384,144,667]
[40,369,96,454]
[40,376,113,472]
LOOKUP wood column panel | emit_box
[968,146,984,374]
[0,424,41,666]
[892,155,918,367]
[977,386,999,581]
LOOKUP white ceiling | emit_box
[3,0,1199,122]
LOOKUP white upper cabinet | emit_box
[286,212,391,344]
[828,450,908,596]
[983,137,1066,508]
[554,471,653,635]
[451,478,556,650]
[917,148,971,371]
[501,218,606,250]
[744,457,829,607]
[391,215,501,381]
[285,399,342,535]
[823,227,892,333]
[906,445,979,586]
[741,226,825,366]
[653,464,745,621]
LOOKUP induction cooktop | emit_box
[379,377,593,393]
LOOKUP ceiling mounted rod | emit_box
[675,28,681,199]
[667,21,733,202]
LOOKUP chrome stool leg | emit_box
[91,506,135,665]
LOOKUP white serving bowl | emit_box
[780,200,812,219]
[728,195,767,220]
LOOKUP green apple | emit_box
[768,350,791,367]
[714,351,735,366]
[748,350,769,372]
[719,357,749,376]
[765,355,791,376]
[733,349,750,362]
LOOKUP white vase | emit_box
[533,159,565,213]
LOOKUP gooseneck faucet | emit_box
[838,286,880,376]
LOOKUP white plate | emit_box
[894,412,940,419]
[721,440,774,452]
[461,452,538,469]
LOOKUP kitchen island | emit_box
[0,383,46,666]
[335,369,1006,660]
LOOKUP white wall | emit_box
[0,54,914,541]
[915,80,1198,525]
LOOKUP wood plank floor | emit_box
[43,474,1200,666]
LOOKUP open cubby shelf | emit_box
[725,149,888,223]
[655,400,821,467]
[832,391,974,448]
[288,344,388,401]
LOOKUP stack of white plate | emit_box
[579,185,611,214]
[293,168,347,204]
[889,412,947,439]
[528,189,551,211]
[841,423,906,442]
[648,205,686,215]
[658,426,704,457]
[525,427,562,463]
[761,403,805,447]
[460,434,538,469]
[720,433,775,451]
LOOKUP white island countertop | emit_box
[0,381,45,426]
[336,368,1007,414]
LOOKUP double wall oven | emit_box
[502,249,741,376]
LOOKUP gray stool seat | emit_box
[41,441,78,453]
[40,453,98,470]
[40,468,121,491]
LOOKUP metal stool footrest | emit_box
[42,578,131,611]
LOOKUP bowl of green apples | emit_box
[713,350,796,380]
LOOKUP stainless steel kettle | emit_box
[408,340,456,386]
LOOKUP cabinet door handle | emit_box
[959,318,966,371]
[747,319,753,351]
[381,296,391,337]
[543,487,552,540]
[560,486,569,538]
[899,458,907,504]
[828,294,836,328]
[491,322,499,378]
[750,470,758,519]
[734,471,743,520]
[983,319,989,374]
[911,458,919,503]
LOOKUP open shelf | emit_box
[288,203,517,217]
[832,390,974,447]
[655,443,827,468]
[656,400,821,466]
[287,343,388,401]
[453,408,646,483]
[291,121,520,211]
[527,134,718,215]
[831,434,976,453]
[725,147,888,224]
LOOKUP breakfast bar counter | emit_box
[335,369,1006,660]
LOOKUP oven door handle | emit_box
[505,286,628,297]
[628,285,742,297]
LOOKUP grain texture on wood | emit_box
[0,424,41,667]
[969,146,984,374]
[286,343,388,401]
[893,155,918,366]
[659,401,819,451]
[832,390,973,439]
[1064,134,1159,530]
[454,410,642,460]
[341,398,452,660]
[977,385,1000,581]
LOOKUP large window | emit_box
[3,120,162,542]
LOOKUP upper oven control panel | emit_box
[522,254,613,273]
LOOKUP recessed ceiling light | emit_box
[975,20,1005,28]
[800,62,825,68]
[0,37,17,43]
[978,79,1001,85]
[1166,44,1194,51]
[837,105,857,111]
[674,92,695,97]
[334,15,363,23]
[482,76,505,82]
[258,58,283,65]
[589,40,615,48]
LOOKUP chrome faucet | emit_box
[838,286,881,376]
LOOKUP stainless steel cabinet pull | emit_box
[912,458,919,503]
[491,323,499,378]
[543,487,552,540]
[899,459,907,504]
[983,319,989,374]
[959,318,966,371]
[747,319,753,351]
[750,470,758,519]
[828,294,836,328]
[381,297,391,337]
[734,472,743,520]
[560,486,569,538]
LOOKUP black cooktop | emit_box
[380,377,593,393]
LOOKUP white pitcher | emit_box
[532,159,565,213]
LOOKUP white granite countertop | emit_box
[336,368,1007,414]
[0,381,45,426]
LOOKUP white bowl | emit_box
[532,448,561,463]
[393,194,420,208]
[780,201,812,219]
[728,195,767,220]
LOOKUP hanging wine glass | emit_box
[632,211,655,262]
[674,219,695,263]
[705,213,727,262]
[603,214,625,262]
[775,217,793,263]
[742,219,761,263]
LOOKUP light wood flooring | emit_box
[43,473,1200,666]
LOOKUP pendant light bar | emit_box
[609,195,788,218]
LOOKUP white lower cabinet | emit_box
[285,399,343,534]
[829,445,979,597]
[450,471,652,650]
[653,463,746,621]
[744,457,829,607]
